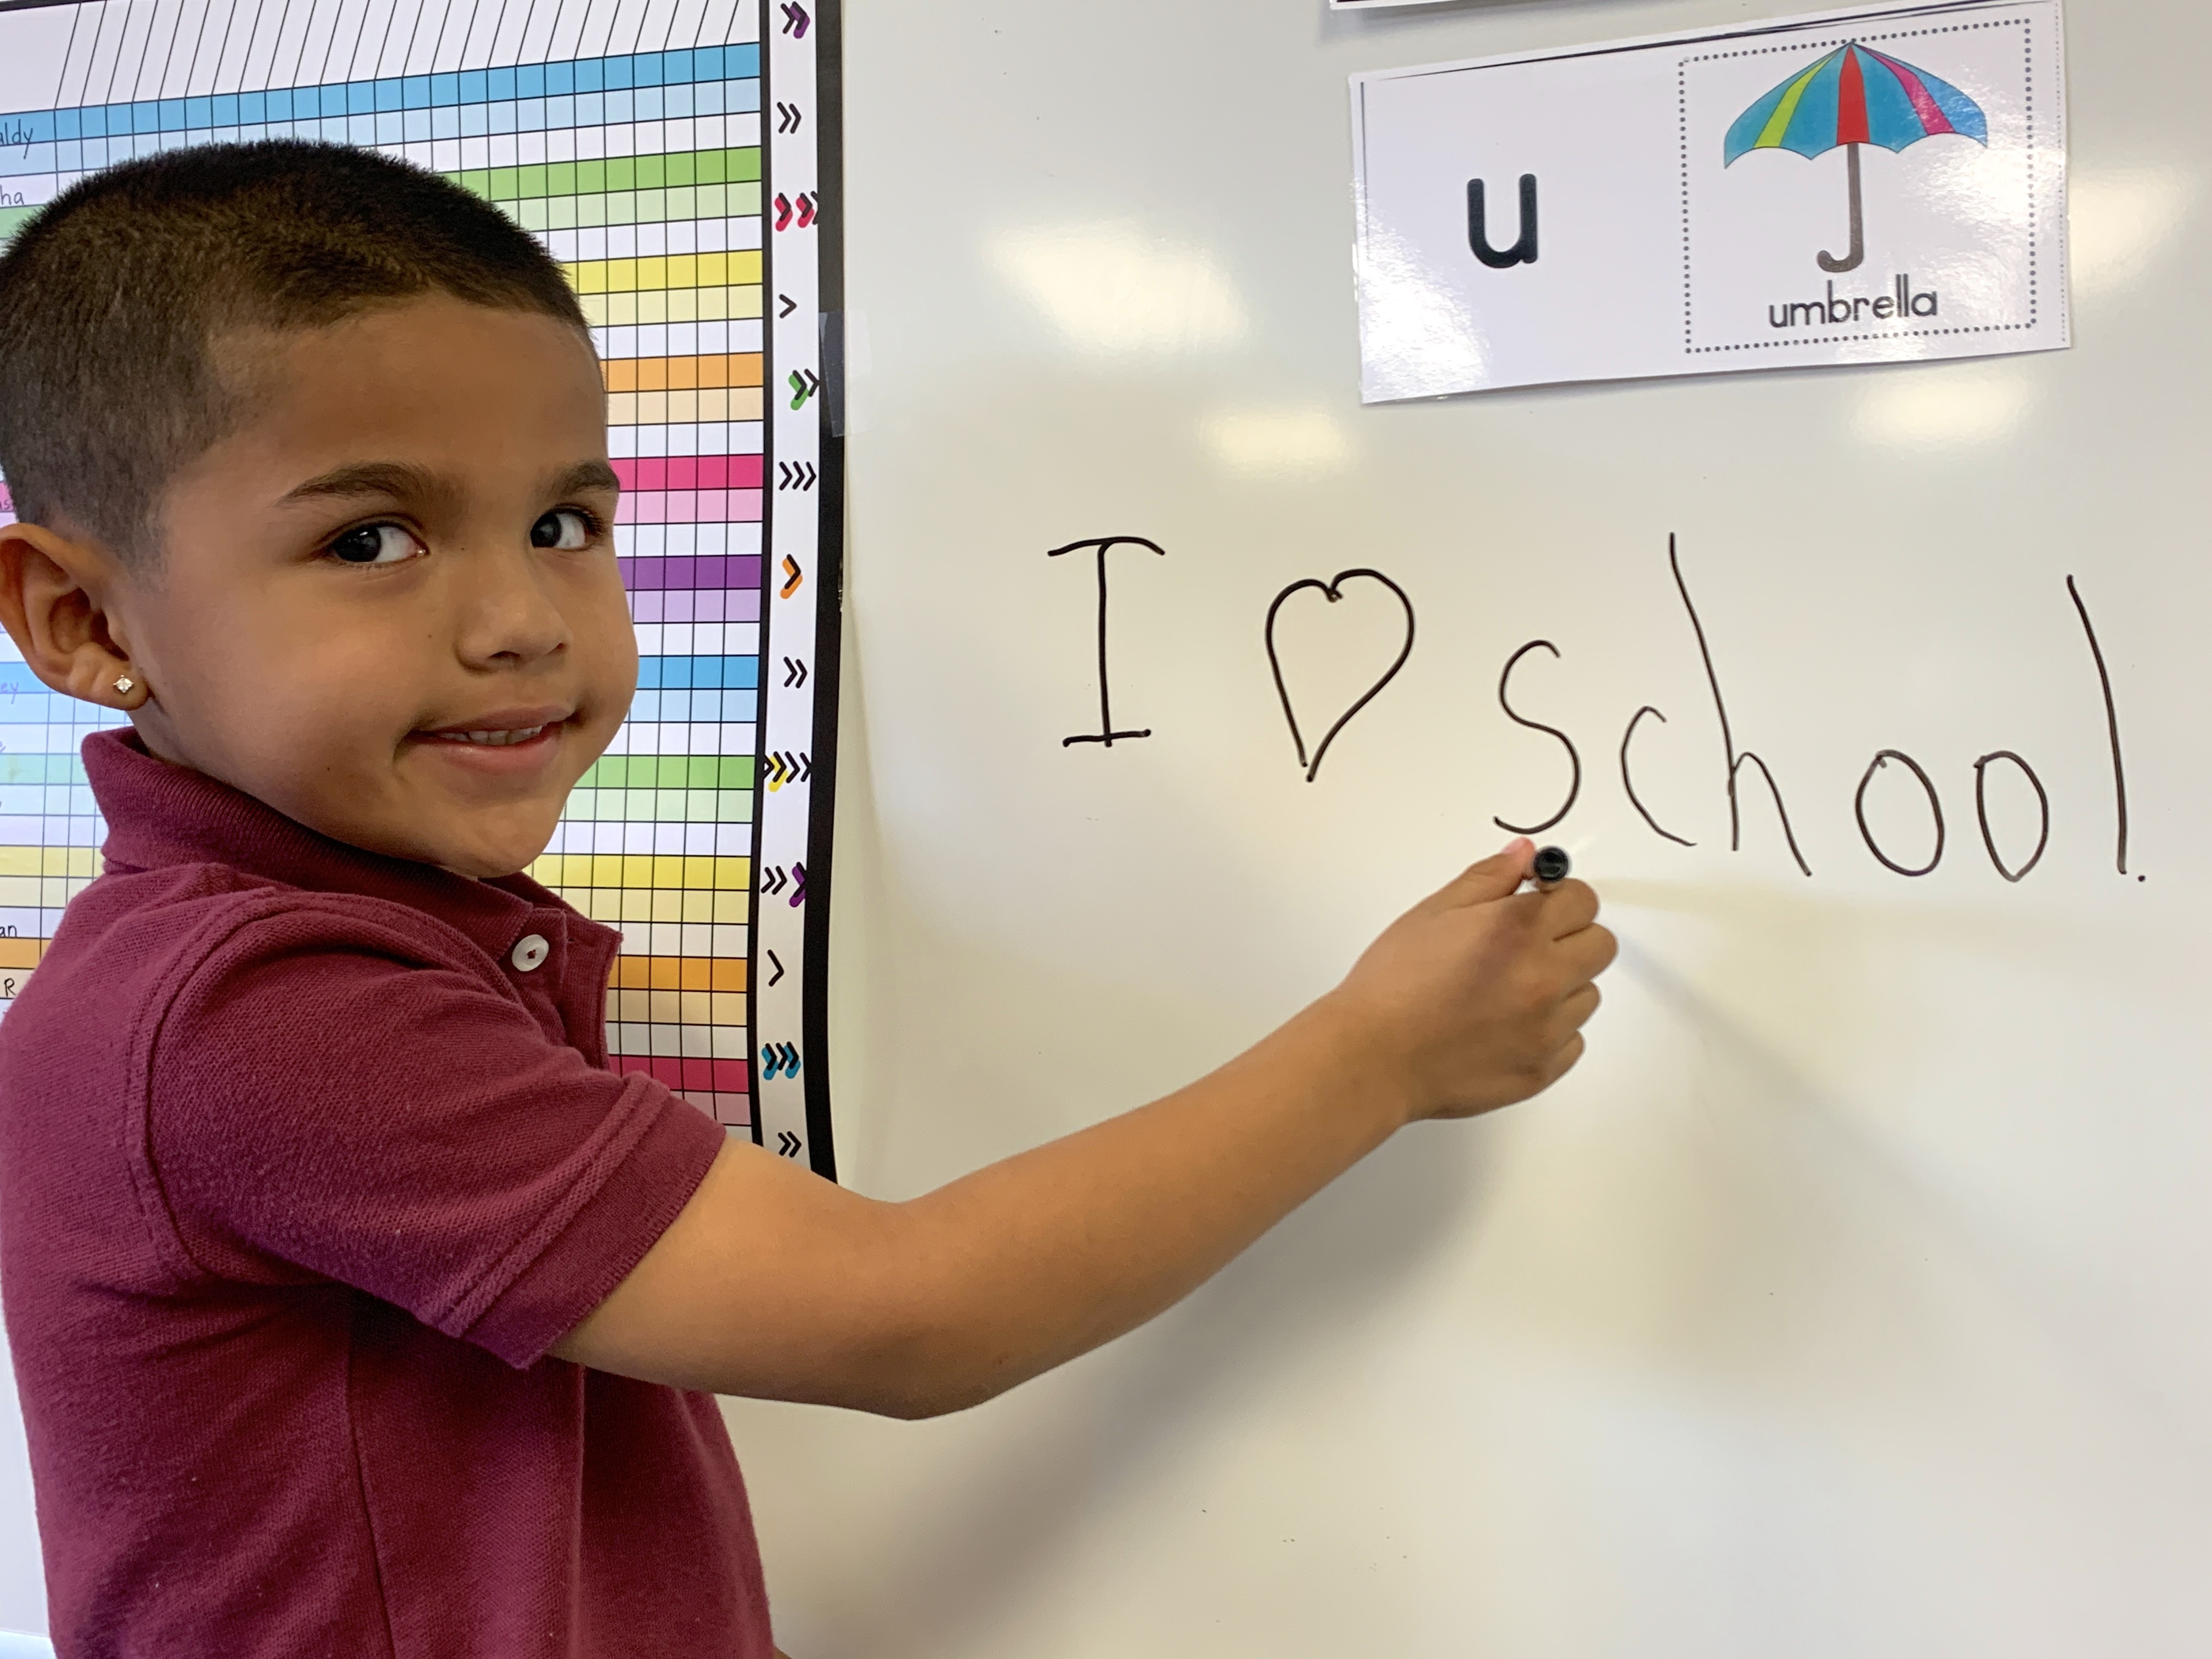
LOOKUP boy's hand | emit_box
[1327,838,1615,1124]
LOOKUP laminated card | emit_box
[1350,0,2069,400]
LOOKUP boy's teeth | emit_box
[440,725,545,746]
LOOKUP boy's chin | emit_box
[432,827,559,881]
[391,807,563,881]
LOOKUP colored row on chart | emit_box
[0,937,760,986]
[606,443,766,481]
[531,851,754,891]
[609,986,746,1026]
[0,691,757,742]
[637,655,758,690]
[612,1052,753,1091]
[607,362,764,399]
[0,462,763,526]
[0,846,727,912]
[507,188,760,233]
[0,775,98,809]
[0,847,94,877]
[565,252,761,294]
[618,554,764,591]
[617,483,763,521]
[629,589,759,624]
[567,787,755,824]
[618,484,763,521]
[0,106,759,190]
[582,755,757,789]
[576,287,758,328]
[613,953,748,992]
[608,390,764,427]
[602,370,766,426]
[4,170,755,250]
[0,45,761,145]
[454,147,760,202]
[0,878,93,909]
[627,689,757,723]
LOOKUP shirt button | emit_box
[510,934,551,973]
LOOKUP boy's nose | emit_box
[454,548,573,668]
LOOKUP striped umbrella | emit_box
[1724,43,1988,273]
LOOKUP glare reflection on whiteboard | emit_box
[1852,368,2034,449]
[989,224,1246,356]
[2069,168,2191,300]
[1202,407,1352,479]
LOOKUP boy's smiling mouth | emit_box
[414,706,575,769]
[435,725,550,747]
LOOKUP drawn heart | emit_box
[1263,568,1417,783]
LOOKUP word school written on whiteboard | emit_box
[1048,533,2136,890]
[1350,0,2070,400]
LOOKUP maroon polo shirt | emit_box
[0,730,772,1657]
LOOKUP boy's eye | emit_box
[326,522,422,566]
[530,509,595,550]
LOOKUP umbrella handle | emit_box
[1818,143,1866,274]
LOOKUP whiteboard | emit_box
[720,0,2212,1654]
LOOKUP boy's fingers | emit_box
[1535,1031,1587,1091]
[1537,878,1599,938]
[1555,922,1619,982]
[1432,839,1535,910]
[1551,983,1602,1039]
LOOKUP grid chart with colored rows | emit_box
[0,36,771,1131]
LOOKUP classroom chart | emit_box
[0,0,844,1173]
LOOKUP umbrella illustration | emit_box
[1724,42,1988,273]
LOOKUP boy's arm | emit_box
[552,842,1613,1417]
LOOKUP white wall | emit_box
[0,1319,49,1641]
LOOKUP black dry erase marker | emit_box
[1532,846,1572,889]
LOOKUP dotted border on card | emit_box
[1679,16,2039,355]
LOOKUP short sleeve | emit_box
[140,902,726,1368]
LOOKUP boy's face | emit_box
[114,295,633,878]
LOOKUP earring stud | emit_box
[114,675,133,695]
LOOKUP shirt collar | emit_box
[82,727,605,964]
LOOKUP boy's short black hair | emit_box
[0,139,590,566]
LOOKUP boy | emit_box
[0,142,1612,1657]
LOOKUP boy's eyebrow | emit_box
[550,460,622,496]
[275,458,622,506]
[279,460,459,507]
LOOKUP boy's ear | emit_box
[0,520,144,712]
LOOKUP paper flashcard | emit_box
[1350,1,2068,400]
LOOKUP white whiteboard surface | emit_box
[721,0,2212,1654]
